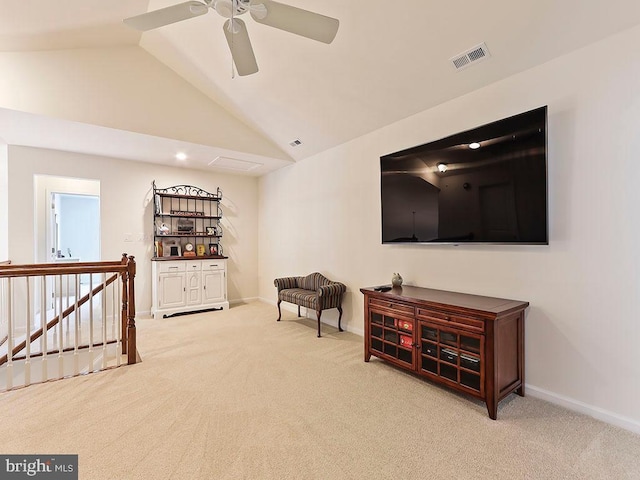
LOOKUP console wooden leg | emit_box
[337,306,344,332]
[486,400,498,420]
[365,352,371,362]
[316,310,322,337]
[277,300,282,321]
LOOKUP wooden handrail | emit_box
[0,254,128,278]
[0,254,137,367]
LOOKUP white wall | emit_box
[0,143,7,260]
[8,146,259,313]
[258,25,640,431]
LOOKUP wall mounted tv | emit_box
[380,106,548,245]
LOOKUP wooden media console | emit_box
[361,285,529,419]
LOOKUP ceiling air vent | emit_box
[450,42,491,71]
[289,138,302,147]
[208,156,262,172]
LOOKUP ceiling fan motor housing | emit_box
[213,0,251,18]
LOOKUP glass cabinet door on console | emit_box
[368,309,415,368]
[419,322,484,396]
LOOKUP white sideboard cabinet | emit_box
[152,258,229,319]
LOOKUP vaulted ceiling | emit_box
[2,0,640,175]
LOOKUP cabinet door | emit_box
[158,273,186,308]
[418,321,484,396]
[202,270,225,303]
[186,270,202,306]
[368,308,416,368]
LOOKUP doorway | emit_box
[34,175,101,312]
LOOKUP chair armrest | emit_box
[318,282,346,298]
[274,276,301,291]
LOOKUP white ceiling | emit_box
[2,0,640,175]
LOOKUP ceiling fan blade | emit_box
[250,0,339,44]
[123,1,209,31]
[223,19,259,76]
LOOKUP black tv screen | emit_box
[381,106,548,245]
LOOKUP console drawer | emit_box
[369,298,414,316]
[450,315,485,333]
[416,308,485,333]
[416,308,448,322]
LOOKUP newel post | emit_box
[120,253,128,355]
[126,255,137,364]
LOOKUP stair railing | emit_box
[0,254,136,391]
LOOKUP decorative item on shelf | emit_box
[183,242,196,257]
[206,226,216,236]
[158,223,170,235]
[154,194,162,215]
[391,273,403,287]
[162,240,181,257]
[196,244,206,257]
[209,243,219,256]
[171,210,204,216]
[177,218,195,232]
[155,241,163,257]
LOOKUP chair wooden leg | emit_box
[277,300,282,321]
[338,306,344,332]
[316,310,322,337]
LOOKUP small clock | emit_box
[184,243,194,252]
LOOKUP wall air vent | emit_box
[450,42,491,71]
[208,156,262,172]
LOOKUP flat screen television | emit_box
[380,106,548,245]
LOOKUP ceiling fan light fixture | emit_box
[214,0,250,18]
[437,162,448,173]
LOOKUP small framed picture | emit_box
[206,226,217,236]
[163,240,181,257]
[196,244,206,257]
[208,243,219,256]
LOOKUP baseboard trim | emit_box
[526,384,640,435]
[229,297,259,306]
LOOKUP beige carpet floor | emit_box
[1,301,639,479]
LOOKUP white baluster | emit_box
[73,274,79,376]
[6,278,13,391]
[116,275,122,367]
[57,275,64,379]
[88,273,94,372]
[24,277,31,386]
[41,276,48,383]
[102,273,108,369]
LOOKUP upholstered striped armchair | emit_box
[274,272,346,337]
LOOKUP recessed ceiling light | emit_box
[469,142,480,149]
[176,152,187,161]
[437,163,448,173]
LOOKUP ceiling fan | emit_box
[123,0,339,76]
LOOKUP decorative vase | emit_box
[391,273,403,287]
